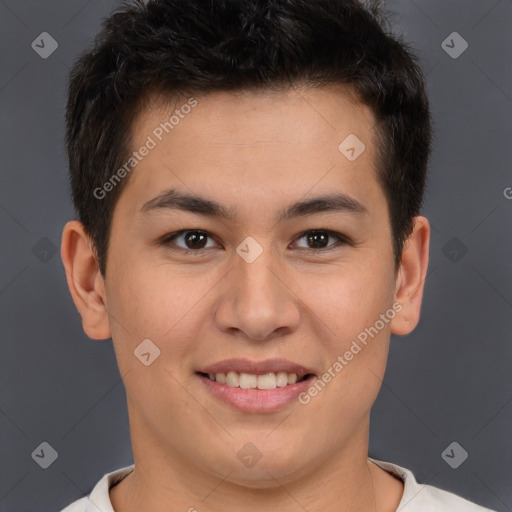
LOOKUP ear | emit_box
[60,220,111,340]
[390,216,430,336]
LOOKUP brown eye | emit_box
[161,230,217,253]
[182,231,208,249]
[306,231,330,249]
[294,230,350,251]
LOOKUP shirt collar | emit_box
[85,464,135,512]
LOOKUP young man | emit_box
[60,0,496,511]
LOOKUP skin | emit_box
[61,85,429,512]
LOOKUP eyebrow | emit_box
[140,188,368,221]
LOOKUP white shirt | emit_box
[60,457,497,511]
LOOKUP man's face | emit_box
[103,86,400,485]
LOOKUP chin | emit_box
[216,463,304,490]
[203,442,313,488]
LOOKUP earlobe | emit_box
[61,220,112,340]
[390,216,430,336]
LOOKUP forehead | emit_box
[121,85,383,220]
[133,85,375,151]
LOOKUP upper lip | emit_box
[197,358,316,377]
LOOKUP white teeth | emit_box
[257,373,276,390]
[226,371,239,387]
[239,373,257,389]
[207,371,306,389]
[276,372,288,387]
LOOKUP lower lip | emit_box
[197,373,315,413]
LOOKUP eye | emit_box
[159,228,351,255]
[293,230,351,252]
[160,230,218,254]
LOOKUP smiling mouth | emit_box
[197,371,314,390]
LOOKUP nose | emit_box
[213,243,301,342]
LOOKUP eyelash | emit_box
[159,229,351,255]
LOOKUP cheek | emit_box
[296,263,392,346]
[106,260,214,369]
[299,278,391,432]
[294,262,393,407]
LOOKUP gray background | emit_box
[0,1,511,511]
